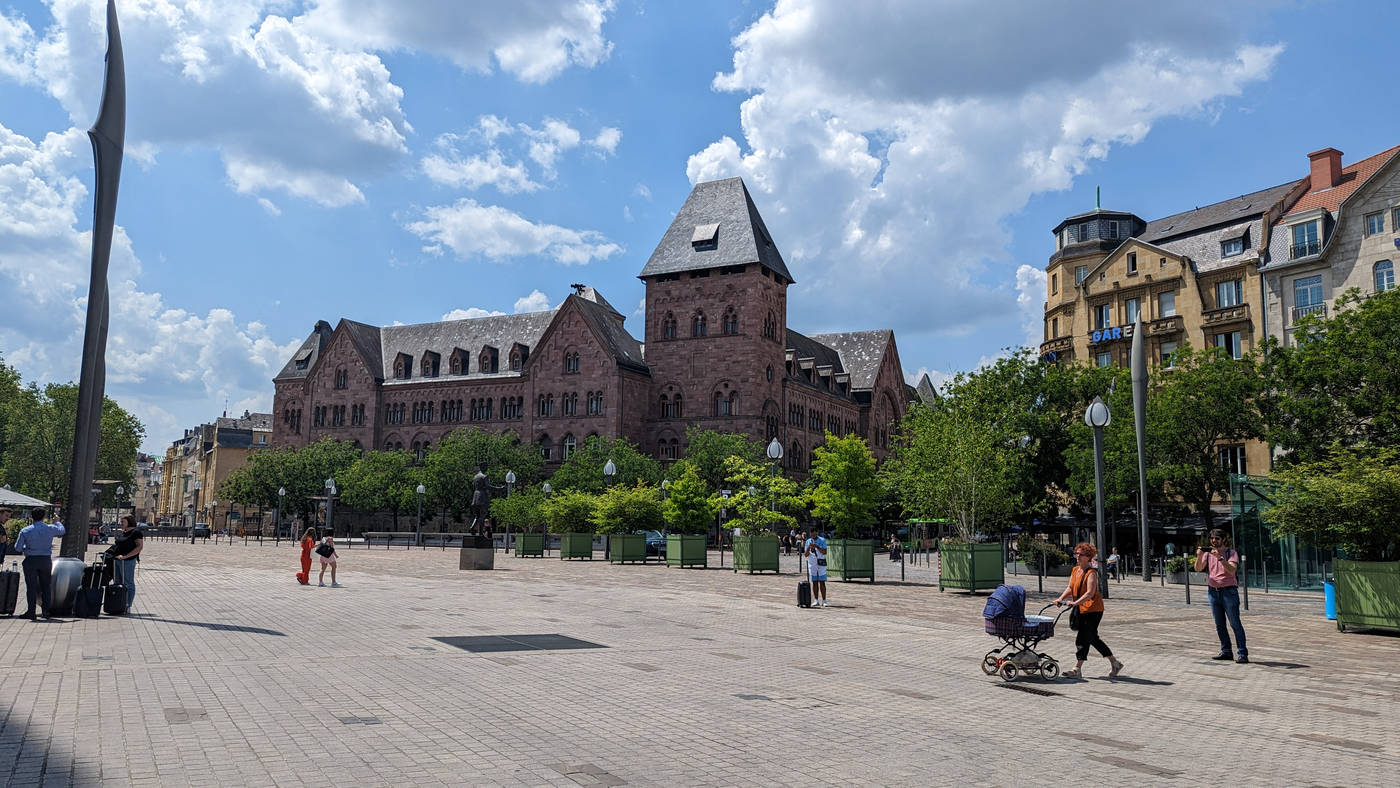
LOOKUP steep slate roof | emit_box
[379,311,557,383]
[639,177,794,283]
[573,285,622,318]
[216,413,272,431]
[274,320,335,381]
[807,330,893,391]
[1143,179,1303,243]
[915,373,939,405]
[1279,146,1400,219]
[341,319,384,380]
[1051,208,1144,235]
[571,295,648,373]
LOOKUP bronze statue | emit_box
[468,465,500,538]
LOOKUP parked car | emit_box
[192,522,211,539]
[643,530,667,558]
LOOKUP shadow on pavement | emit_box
[1092,675,1174,686]
[127,613,286,636]
[1249,660,1310,669]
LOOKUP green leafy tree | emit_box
[547,434,661,493]
[1061,364,1166,517]
[2,382,145,506]
[338,450,422,527]
[592,482,664,535]
[1263,444,1400,561]
[1151,345,1263,529]
[491,487,546,533]
[542,490,598,534]
[680,426,765,490]
[261,439,362,522]
[663,464,714,535]
[717,455,805,535]
[422,428,542,517]
[0,353,23,485]
[808,432,879,538]
[1260,288,1400,463]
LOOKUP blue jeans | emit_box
[1208,585,1247,657]
[114,558,136,609]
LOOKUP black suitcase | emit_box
[0,564,19,616]
[797,580,812,608]
[74,558,105,618]
[103,563,129,616]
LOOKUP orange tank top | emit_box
[1070,565,1104,613]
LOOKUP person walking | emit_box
[803,529,829,608]
[107,514,144,611]
[316,536,340,587]
[296,527,315,585]
[1055,542,1123,678]
[14,507,65,620]
[1196,529,1248,664]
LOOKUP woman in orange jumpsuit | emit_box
[297,527,315,584]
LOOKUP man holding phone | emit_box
[804,529,829,608]
[1195,529,1248,664]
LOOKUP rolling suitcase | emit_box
[74,557,105,618]
[103,561,130,616]
[797,580,812,608]
[1,562,19,616]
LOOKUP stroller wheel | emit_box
[981,652,999,675]
[998,661,1019,682]
[1039,659,1061,681]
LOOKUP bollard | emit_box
[1241,555,1249,611]
[1263,559,1268,593]
[1185,565,1191,605]
[1038,551,1045,594]
[1159,558,1165,587]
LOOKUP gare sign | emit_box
[1090,324,1136,343]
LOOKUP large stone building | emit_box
[1038,143,1400,477]
[157,412,272,527]
[272,178,910,472]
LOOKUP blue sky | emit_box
[1,0,1394,455]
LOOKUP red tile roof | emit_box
[1278,145,1400,222]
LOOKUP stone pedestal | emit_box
[459,535,495,570]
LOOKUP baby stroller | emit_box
[981,584,1068,681]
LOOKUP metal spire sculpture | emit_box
[1130,316,1150,580]
[62,0,125,558]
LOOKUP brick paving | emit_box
[2,539,1398,787]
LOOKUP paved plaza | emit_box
[2,539,1398,787]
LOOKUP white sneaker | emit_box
[318,581,325,587]
[331,582,342,588]
[821,600,829,607]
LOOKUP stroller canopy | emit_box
[982,584,1026,620]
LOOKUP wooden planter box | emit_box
[608,533,648,564]
[733,533,780,574]
[558,532,595,560]
[667,534,707,568]
[938,542,1003,593]
[828,538,875,582]
[514,531,545,558]
[1335,559,1400,633]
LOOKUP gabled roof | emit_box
[806,330,893,391]
[340,319,384,380]
[572,285,622,318]
[570,295,649,374]
[274,320,335,381]
[1051,208,1144,236]
[1278,146,1400,220]
[915,373,939,405]
[1143,179,1303,243]
[379,311,556,382]
[639,177,794,283]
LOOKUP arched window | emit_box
[722,307,738,335]
[510,351,521,370]
[692,310,707,337]
[1376,260,1395,292]
[394,358,405,378]
[334,367,348,389]
[763,312,777,340]
[674,392,683,418]
[384,440,393,451]
[538,435,554,461]
[714,391,730,417]
[790,441,802,470]
[564,352,580,374]
[562,392,577,416]
[660,394,670,418]
[563,434,577,459]
[662,312,677,340]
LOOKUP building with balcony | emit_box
[1260,146,1400,346]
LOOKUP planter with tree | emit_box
[492,488,546,557]
[594,483,663,564]
[663,465,712,568]
[811,433,879,582]
[720,456,802,574]
[543,490,598,560]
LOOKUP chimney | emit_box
[1307,148,1343,191]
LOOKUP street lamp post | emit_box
[324,478,336,539]
[116,485,125,523]
[1084,396,1111,598]
[766,438,784,566]
[190,479,201,544]
[211,499,218,541]
[542,481,552,556]
[504,470,516,553]
[416,483,426,547]
[276,486,285,546]
[660,479,669,501]
[602,459,616,557]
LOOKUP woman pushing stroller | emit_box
[1054,542,1124,679]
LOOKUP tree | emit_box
[338,450,421,527]
[1260,288,1400,463]
[592,483,664,535]
[547,434,661,493]
[422,428,542,517]
[542,490,598,534]
[1061,363,1163,517]
[2,382,145,507]
[1263,444,1400,561]
[491,487,546,533]
[271,439,361,522]
[717,455,805,535]
[1150,345,1263,528]
[663,464,714,535]
[808,432,879,538]
[680,426,765,490]
[0,353,22,485]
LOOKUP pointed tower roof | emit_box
[915,373,939,405]
[638,177,794,283]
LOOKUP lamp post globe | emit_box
[542,482,551,495]
[661,478,670,500]
[415,483,426,546]
[324,478,336,538]
[1084,396,1111,429]
[766,438,783,461]
[276,486,286,544]
[603,458,617,487]
[1084,395,1111,597]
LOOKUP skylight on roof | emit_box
[691,223,719,246]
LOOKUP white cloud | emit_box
[693,0,1284,376]
[622,205,632,222]
[405,198,621,265]
[633,183,651,200]
[422,143,539,194]
[588,126,621,156]
[442,306,505,321]
[523,117,582,177]
[1015,264,1048,348]
[256,197,282,215]
[513,289,552,313]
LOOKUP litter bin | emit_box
[1323,579,1337,620]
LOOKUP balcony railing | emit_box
[1203,303,1250,326]
[1290,240,1321,259]
[1291,303,1326,324]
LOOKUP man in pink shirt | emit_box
[1195,528,1248,663]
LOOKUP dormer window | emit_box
[691,223,719,249]
[421,351,440,377]
[293,347,312,371]
[510,351,522,370]
[1221,237,1245,258]
[394,353,412,380]
[479,346,499,374]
